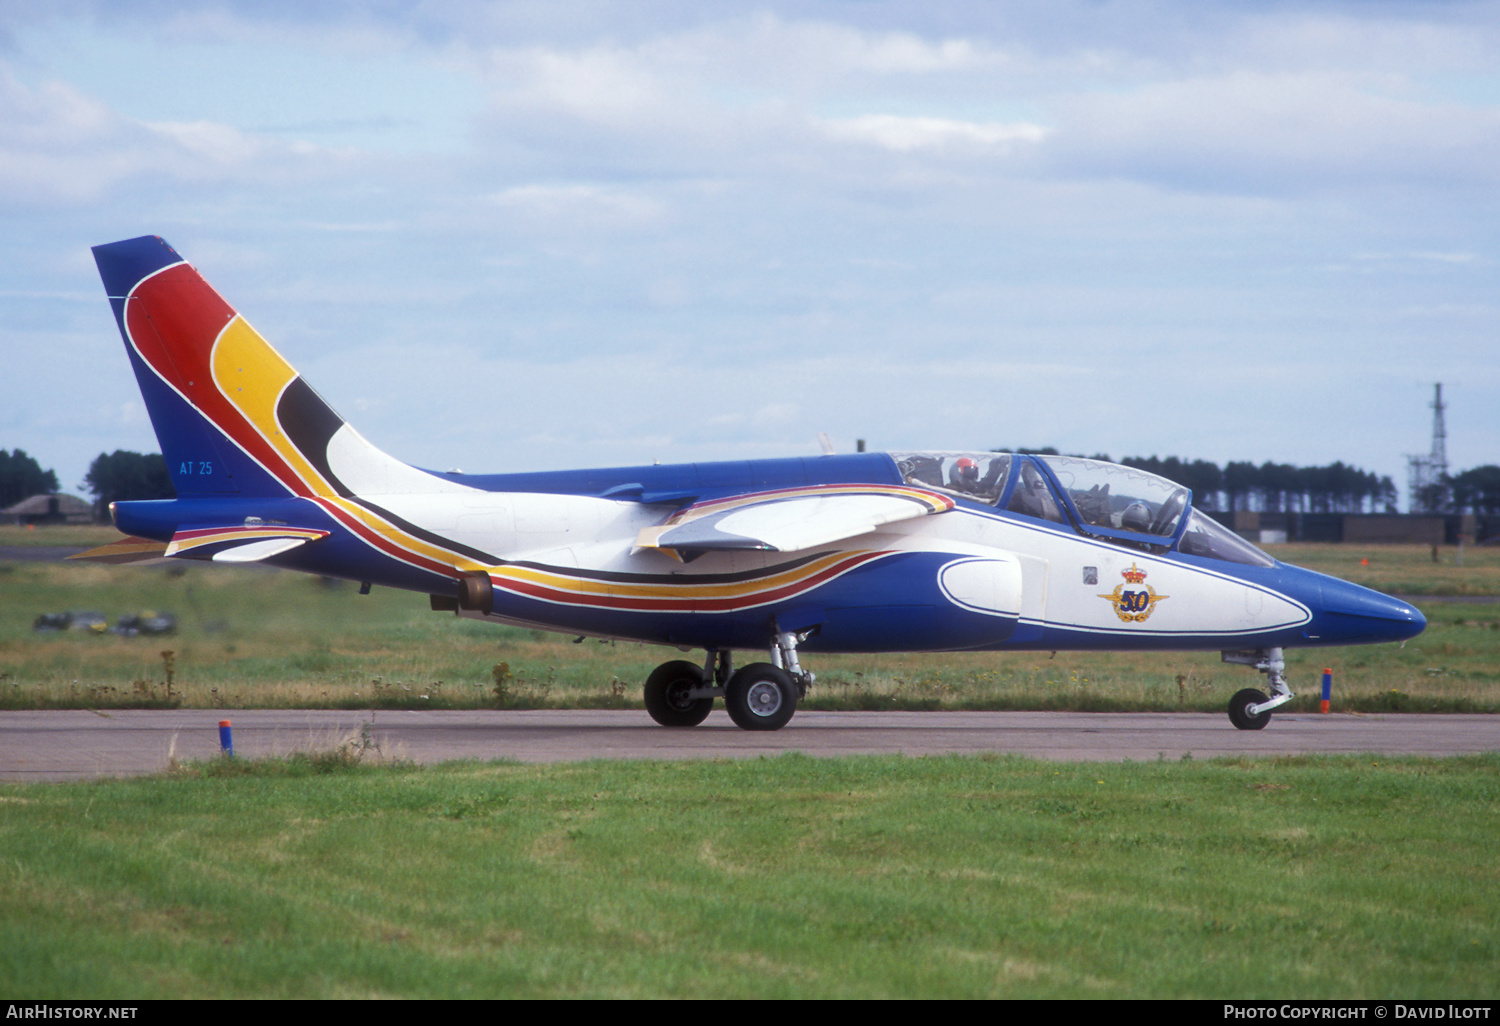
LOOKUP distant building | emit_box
[1,493,95,525]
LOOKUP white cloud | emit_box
[486,183,666,229]
[652,13,997,81]
[819,113,1049,152]
[482,45,673,128]
[0,64,145,203]
[144,119,278,165]
[1046,69,1500,192]
[0,60,365,207]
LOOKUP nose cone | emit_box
[1279,564,1426,645]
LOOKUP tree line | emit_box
[83,451,174,513]
[1116,456,1400,515]
[0,449,173,518]
[1004,448,1432,515]
[1011,449,1500,516]
[1442,465,1500,516]
[0,449,59,509]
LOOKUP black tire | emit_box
[724,663,797,731]
[644,660,713,727]
[1228,687,1272,730]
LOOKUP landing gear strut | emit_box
[642,629,815,731]
[723,629,813,731]
[1221,648,1295,730]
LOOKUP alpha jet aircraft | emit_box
[80,235,1425,732]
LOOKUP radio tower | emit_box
[1407,383,1449,513]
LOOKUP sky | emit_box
[1,1,1496,509]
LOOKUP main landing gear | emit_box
[1221,647,1296,730]
[643,630,814,731]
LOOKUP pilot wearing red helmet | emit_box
[949,456,981,493]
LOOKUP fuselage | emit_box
[111,449,1426,656]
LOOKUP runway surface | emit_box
[1,708,1495,781]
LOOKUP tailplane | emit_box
[93,236,425,499]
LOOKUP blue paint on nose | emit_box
[1278,564,1426,645]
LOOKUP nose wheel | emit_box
[1227,688,1272,730]
[1221,648,1295,730]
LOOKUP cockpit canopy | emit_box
[892,451,1272,567]
[894,452,1011,504]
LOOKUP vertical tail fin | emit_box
[93,236,425,499]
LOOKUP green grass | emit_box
[2,752,1495,998]
[1265,541,1500,597]
[3,543,1499,712]
[0,524,121,548]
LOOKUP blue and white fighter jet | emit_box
[78,235,1426,732]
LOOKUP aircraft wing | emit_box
[636,484,954,556]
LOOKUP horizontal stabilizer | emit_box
[636,484,953,555]
[207,537,317,563]
[165,526,330,562]
[67,536,171,565]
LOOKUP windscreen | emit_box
[1177,508,1275,566]
[1038,456,1189,539]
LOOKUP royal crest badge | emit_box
[1099,563,1169,623]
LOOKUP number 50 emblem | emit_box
[1099,563,1169,623]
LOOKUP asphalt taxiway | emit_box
[0,709,1494,782]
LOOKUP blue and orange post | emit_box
[1321,669,1332,714]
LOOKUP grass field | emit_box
[2,752,1496,999]
[3,529,1496,999]
[0,524,121,548]
[1263,541,1500,597]
[2,531,1498,713]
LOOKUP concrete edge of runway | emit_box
[1,708,1495,782]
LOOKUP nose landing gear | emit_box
[1221,648,1296,730]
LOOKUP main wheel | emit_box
[644,660,713,727]
[1228,688,1272,730]
[724,663,797,731]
